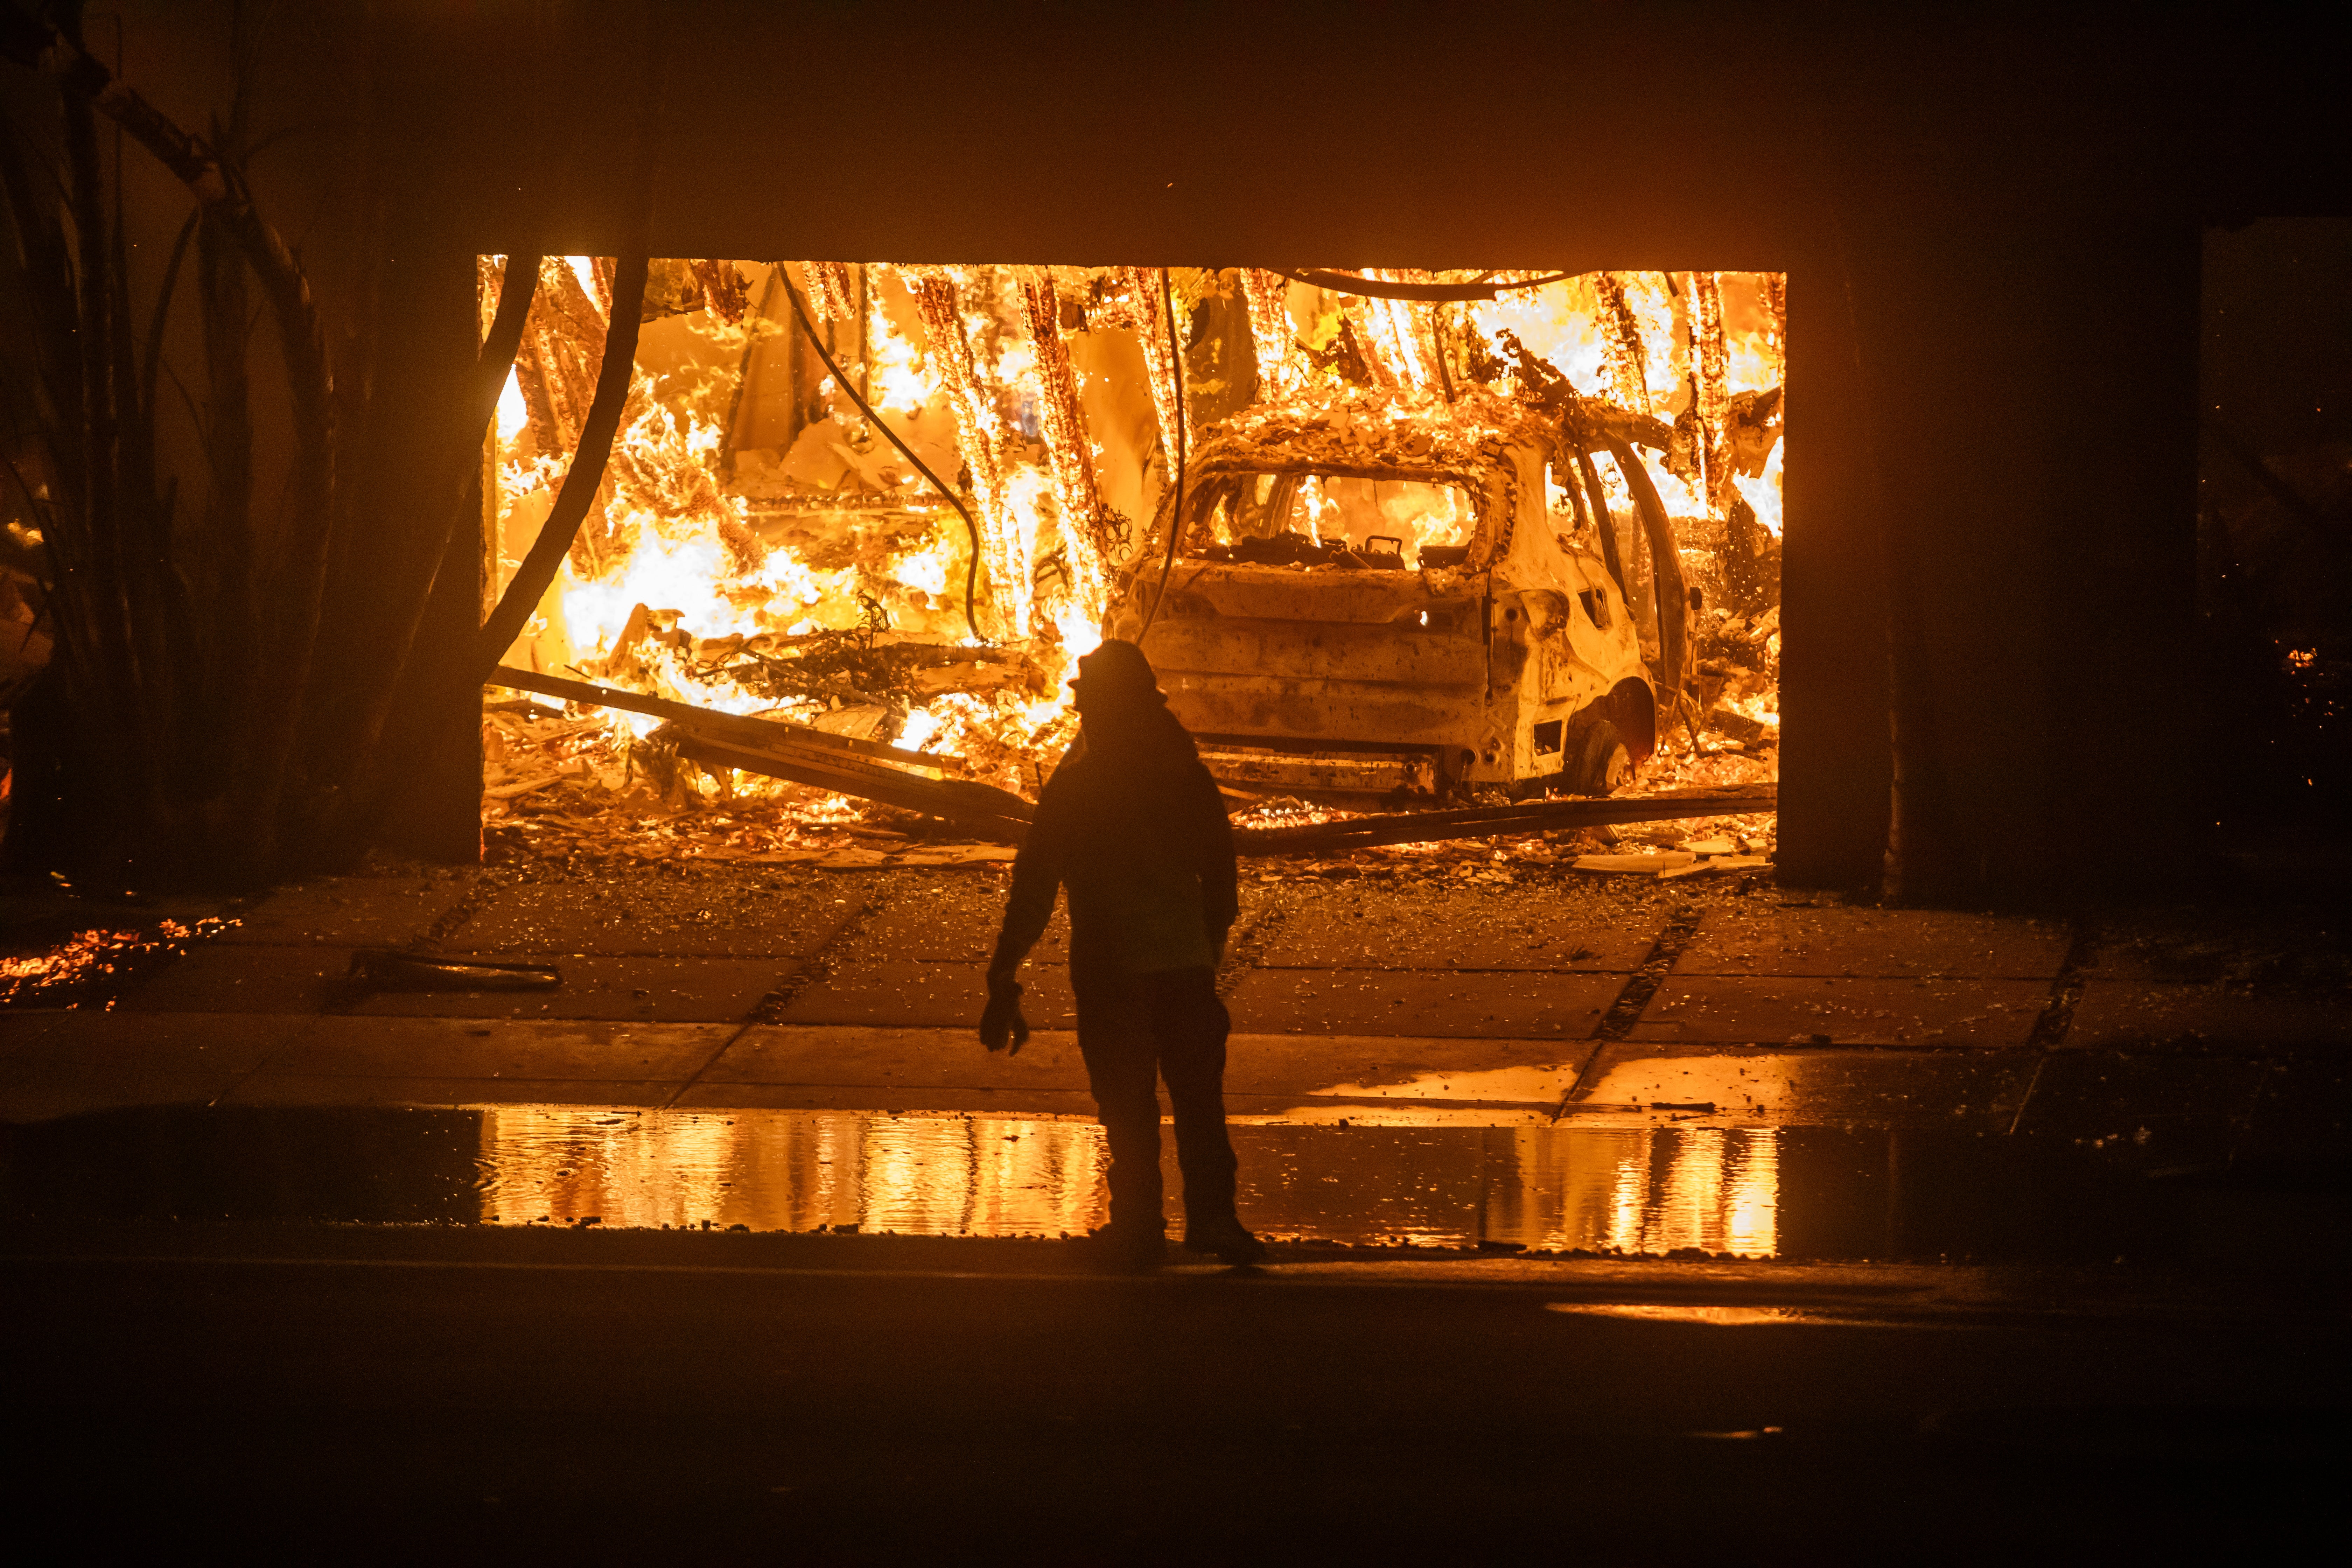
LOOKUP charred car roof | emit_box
[1190,387,1557,479]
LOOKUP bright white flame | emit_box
[1469,274,1607,392]
[1052,602,1102,690]
[496,368,528,442]
[868,296,934,414]
[896,544,950,597]
[1624,273,1683,407]
[896,708,941,752]
[1732,436,1784,538]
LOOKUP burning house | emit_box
[478,259,1785,860]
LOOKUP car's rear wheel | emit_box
[1573,720,1634,796]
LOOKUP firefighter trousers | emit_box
[1071,964,1238,1236]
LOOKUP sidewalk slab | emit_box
[2012,1050,2269,1128]
[2237,1052,2350,1164]
[224,1075,682,1108]
[350,957,799,1023]
[1259,887,1659,971]
[1225,969,1624,1038]
[246,1017,733,1083]
[0,1011,70,1059]
[443,882,858,959]
[2070,941,2190,983]
[853,895,1068,964]
[777,962,1078,1029]
[0,1068,246,1121]
[705,1025,1584,1099]
[672,1084,1104,1115]
[12,1010,312,1075]
[1221,1094,1559,1127]
[2009,1051,2269,1166]
[1628,976,2050,1046]
[1675,908,2071,979]
[671,1084,1561,1126]
[1568,1042,2037,1127]
[117,944,356,1014]
[2063,981,2350,1051]
[1226,1032,1584,1103]
[218,877,465,947]
[0,1011,317,1121]
[701,1024,1092,1091]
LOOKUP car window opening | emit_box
[1187,471,1478,570]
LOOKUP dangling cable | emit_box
[1135,267,1189,642]
[776,267,981,639]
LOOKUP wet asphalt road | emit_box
[5,1225,2342,1561]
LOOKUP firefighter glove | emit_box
[980,967,1030,1054]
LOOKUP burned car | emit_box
[1105,396,1657,802]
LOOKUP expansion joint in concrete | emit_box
[1588,902,1706,1045]
[2023,922,2091,1049]
[1217,901,1284,999]
[748,886,890,1026]
[1554,902,1708,1117]
[659,1022,764,1108]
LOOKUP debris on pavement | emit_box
[347,951,562,993]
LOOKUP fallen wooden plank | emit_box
[482,769,570,801]
[486,664,969,775]
[1231,785,1775,856]
[670,729,1035,844]
[1572,851,1697,873]
[1656,853,1772,879]
[487,659,1773,859]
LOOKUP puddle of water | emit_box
[0,1102,2327,1265]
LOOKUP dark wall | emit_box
[18,1,2345,903]
[2198,217,2352,832]
[2205,220,2352,453]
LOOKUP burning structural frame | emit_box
[475,259,1785,862]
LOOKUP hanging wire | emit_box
[1135,267,1189,643]
[775,266,982,639]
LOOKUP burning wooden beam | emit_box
[1689,270,1732,508]
[1121,265,1188,468]
[1240,268,1307,402]
[1593,273,1652,415]
[1014,267,1113,623]
[688,259,748,324]
[669,729,1036,844]
[486,664,969,775]
[1334,288,1411,391]
[902,266,1025,637]
[1231,785,1775,856]
[798,260,859,326]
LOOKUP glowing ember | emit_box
[0,917,236,1007]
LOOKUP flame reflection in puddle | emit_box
[476,1108,1779,1254]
